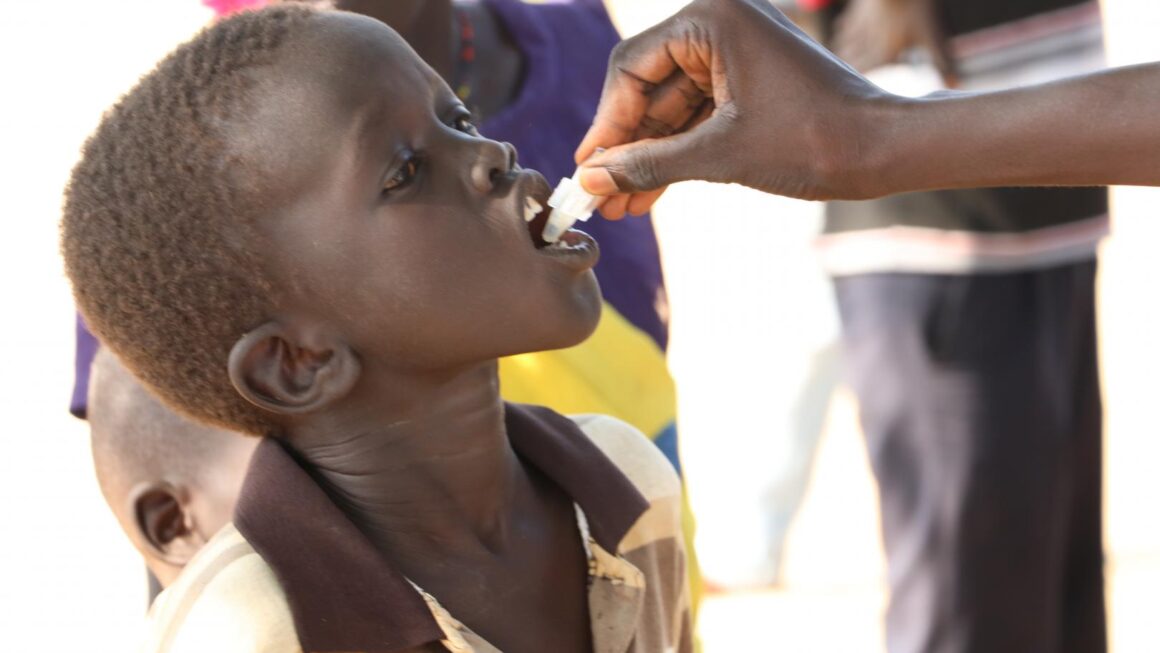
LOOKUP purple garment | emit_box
[480,0,669,350]
[70,0,669,418]
[71,314,99,418]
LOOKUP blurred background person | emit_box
[656,177,843,592]
[808,0,1110,651]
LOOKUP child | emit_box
[62,6,691,652]
[87,349,257,590]
[73,0,698,600]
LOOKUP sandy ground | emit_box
[1,1,1157,651]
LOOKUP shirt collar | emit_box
[234,403,649,653]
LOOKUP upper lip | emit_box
[515,169,553,212]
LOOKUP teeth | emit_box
[523,197,542,223]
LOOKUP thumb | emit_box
[578,117,727,195]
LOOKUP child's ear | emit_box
[130,483,204,566]
[227,321,361,416]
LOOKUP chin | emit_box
[527,273,603,352]
[562,273,604,342]
[557,306,602,349]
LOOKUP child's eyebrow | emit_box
[427,71,465,113]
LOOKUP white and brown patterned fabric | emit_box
[139,404,692,653]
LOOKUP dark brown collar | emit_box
[234,403,649,653]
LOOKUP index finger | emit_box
[575,22,686,164]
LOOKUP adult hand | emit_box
[833,0,958,87]
[575,0,890,216]
[576,0,1160,209]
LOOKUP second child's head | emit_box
[63,5,601,437]
[88,350,257,587]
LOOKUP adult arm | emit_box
[868,65,1160,195]
[574,0,1160,215]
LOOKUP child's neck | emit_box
[285,361,532,561]
[285,361,591,651]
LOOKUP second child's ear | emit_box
[131,483,203,567]
[227,321,361,416]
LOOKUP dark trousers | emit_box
[834,261,1106,653]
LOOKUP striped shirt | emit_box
[817,0,1109,276]
[138,405,692,653]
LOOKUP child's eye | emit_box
[453,114,478,135]
[383,157,420,195]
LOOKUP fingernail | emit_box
[579,167,617,195]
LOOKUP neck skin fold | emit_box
[285,361,530,561]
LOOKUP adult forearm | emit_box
[870,63,1160,196]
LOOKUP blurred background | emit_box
[0,0,1157,651]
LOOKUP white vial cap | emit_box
[543,166,602,243]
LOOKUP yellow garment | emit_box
[499,303,676,438]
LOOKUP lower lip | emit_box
[536,229,600,271]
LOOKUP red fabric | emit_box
[203,0,268,18]
[798,0,834,10]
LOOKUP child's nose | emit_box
[469,140,518,194]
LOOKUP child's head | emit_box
[88,349,257,587]
[63,6,601,437]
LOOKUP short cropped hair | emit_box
[62,5,318,435]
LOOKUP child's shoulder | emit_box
[140,525,300,653]
[568,413,682,511]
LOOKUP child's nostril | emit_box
[489,167,504,185]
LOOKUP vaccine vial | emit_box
[543,165,603,243]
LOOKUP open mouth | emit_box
[516,171,599,267]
